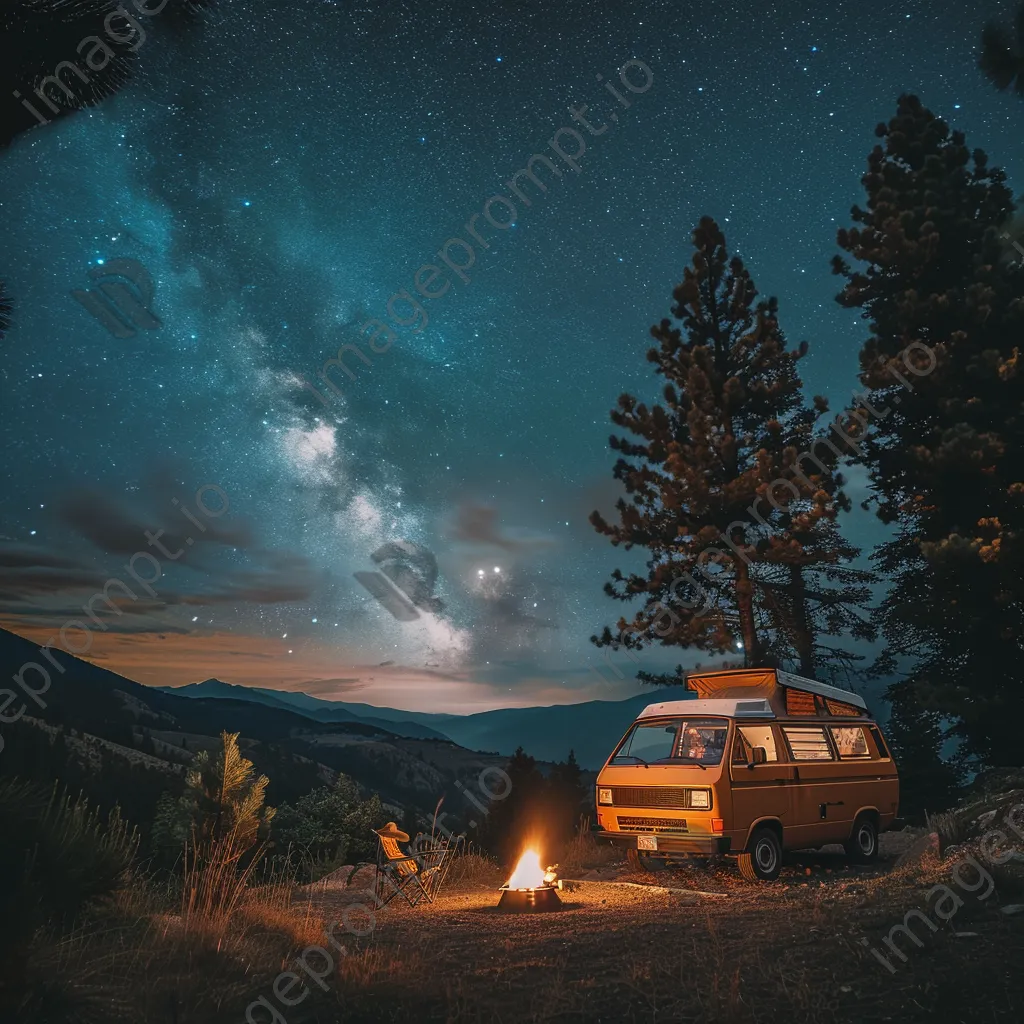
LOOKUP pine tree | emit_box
[0,778,136,1008]
[591,216,869,683]
[980,4,1024,95]
[833,94,1024,767]
[547,750,587,848]
[476,747,547,866]
[155,732,275,870]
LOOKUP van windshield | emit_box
[610,718,729,766]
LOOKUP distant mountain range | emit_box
[163,678,696,768]
[0,626,529,826]
[159,678,456,741]
[0,619,694,785]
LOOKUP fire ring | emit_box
[497,884,562,913]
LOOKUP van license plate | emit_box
[637,836,658,851]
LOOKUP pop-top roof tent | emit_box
[636,667,868,721]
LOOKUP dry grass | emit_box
[442,844,504,887]
[559,823,622,873]
[302,840,1024,1024]
[16,845,340,1024]
[17,822,1024,1024]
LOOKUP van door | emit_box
[729,723,795,839]
[780,723,847,846]
[828,722,894,831]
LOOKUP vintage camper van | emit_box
[594,668,899,881]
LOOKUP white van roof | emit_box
[638,697,774,720]
[683,667,868,712]
[635,669,869,722]
[775,670,868,711]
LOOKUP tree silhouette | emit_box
[591,216,868,682]
[0,778,137,1012]
[153,732,274,871]
[0,0,216,148]
[980,4,1024,95]
[833,94,1024,768]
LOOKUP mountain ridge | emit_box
[162,676,697,767]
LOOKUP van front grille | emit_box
[616,816,688,834]
[611,787,693,808]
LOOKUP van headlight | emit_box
[689,790,710,809]
[598,787,613,805]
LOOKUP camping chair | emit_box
[372,822,437,907]
[410,831,465,899]
[372,823,465,907]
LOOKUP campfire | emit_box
[497,848,562,913]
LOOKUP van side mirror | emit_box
[748,746,768,767]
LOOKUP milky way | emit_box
[0,0,1017,710]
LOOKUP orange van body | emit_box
[594,669,899,875]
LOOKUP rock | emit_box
[318,864,359,887]
[840,985,852,994]
[348,865,377,889]
[894,831,941,870]
[1000,904,1024,916]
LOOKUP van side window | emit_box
[785,689,818,715]
[825,697,864,717]
[869,725,891,759]
[733,725,778,763]
[732,732,748,764]
[830,726,871,758]
[782,725,834,761]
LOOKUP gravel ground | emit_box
[301,831,1024,1023]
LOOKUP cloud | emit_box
[57,487,254,556]
[449,502,555,553]
[0,544,102,600]
[0,546,84,570]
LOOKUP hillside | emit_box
[162,676,696,768]
[0,626,530,834]
[162,678,452,740]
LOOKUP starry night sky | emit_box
[0,0,1019,712]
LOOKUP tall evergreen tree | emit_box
[476,746,548,867]
[591,216,870,684]
[980,3,1024,95]
[833,94,1024,768]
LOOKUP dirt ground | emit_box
[304,832,1024,1023]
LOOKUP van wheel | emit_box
[738,827,782,882]
[845,816,878,864]
[627,848,666,872]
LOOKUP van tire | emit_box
[844,815,878,864]
[738,826,782,882]
[627,848,666,872]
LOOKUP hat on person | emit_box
[374,821,410,842]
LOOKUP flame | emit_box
[505,848,545,889]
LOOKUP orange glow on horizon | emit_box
[0,619,636,714]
